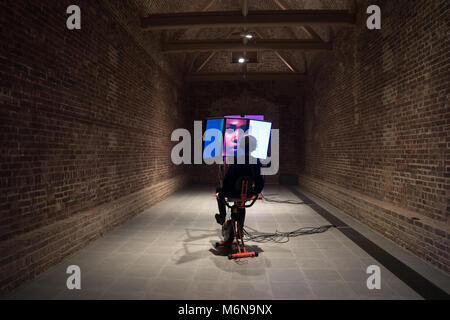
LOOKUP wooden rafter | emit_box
[273,0,323,41]
[195,29,237,72]
[253,30,296,72]
[142,10,356,30]
[171,0,217,41]
[186,72,304,81]
[162,39,332,53]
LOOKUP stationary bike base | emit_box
[215,239,258,259]
[229,251,258,259]
[215,207,258,260]
[215,178,259,260]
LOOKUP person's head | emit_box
[224,118,247,156]
[238,135,257,157]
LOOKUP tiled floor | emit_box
[3,185,449,300]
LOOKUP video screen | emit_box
[248,120,272,160]
[203,117,272,160]
[203,118,224,160]
[223,118,249,156]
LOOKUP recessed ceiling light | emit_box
[238,57,246,63]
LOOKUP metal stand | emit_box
[215,180,258,259]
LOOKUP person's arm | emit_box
[253,161,264,194]
[216,164,224,194]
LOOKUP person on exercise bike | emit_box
[215,135,264,225]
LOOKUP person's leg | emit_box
[215,188,226,225]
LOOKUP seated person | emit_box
[215,135,264,225]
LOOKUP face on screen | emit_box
[224,118,247,156]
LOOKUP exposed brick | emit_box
[0,0,189,292]
[299,0,449,274]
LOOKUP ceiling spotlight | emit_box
[233,31,256,39]
[238,57,246,64]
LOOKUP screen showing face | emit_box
[248,120,272,159]
[223,118,249,156]
[203,118,224,159]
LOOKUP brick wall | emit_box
[299,0,449,273]
[185,80,303,185]
[0,0,189,292]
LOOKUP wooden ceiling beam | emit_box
[195,29,237,72]
[272,0,323,41]
[186,72,304,81]
[252,30,297,72]
[162,39,332,53]
[171,0,217,41]
[141,10,356,30]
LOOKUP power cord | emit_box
[242,224,335,243]
[220,192,334,243]
[260,193,305,205]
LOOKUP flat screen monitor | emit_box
[248,120,272,160]
[203,118,224,160]
[203,117,272,160]
[223,118,249,156]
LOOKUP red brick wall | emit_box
[0,0,189,291]
[185,80,303,185]
[299,0,449,273]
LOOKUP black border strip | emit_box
[288,186,449,300]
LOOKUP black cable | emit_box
[215,192,333,244]
[242,224,334,243]
[261,193,305,205]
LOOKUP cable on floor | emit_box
[242,224,335,243]
[260,193,306,205]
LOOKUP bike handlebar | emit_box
[218,195,258,209]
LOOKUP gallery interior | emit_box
[0,0,448,300]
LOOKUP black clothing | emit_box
[216,156,264,222]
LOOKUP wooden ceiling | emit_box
[131,0,356,80]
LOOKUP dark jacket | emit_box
[221,156,264,198]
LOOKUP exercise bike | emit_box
[215,176,259,260]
